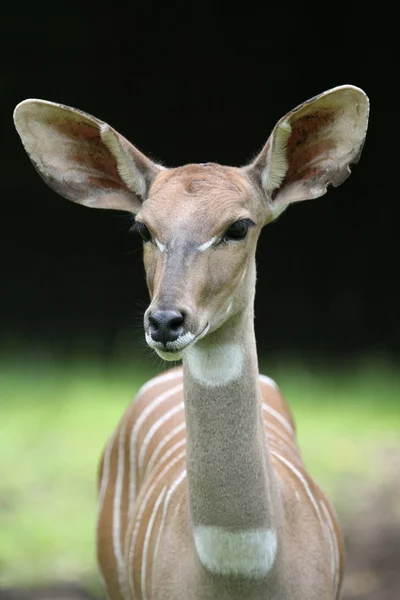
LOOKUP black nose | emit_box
[148,310,185,344]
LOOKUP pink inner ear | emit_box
[53,117,123,190]
[283,109,337,185]
[56,118,100,139]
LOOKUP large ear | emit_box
[13,99,163,212]
[244,85,369,220]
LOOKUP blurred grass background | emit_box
[1,350,400,588]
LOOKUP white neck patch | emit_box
[194,525,277,578]
[186,343,244,388]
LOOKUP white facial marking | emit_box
[155,238,166,252]
[194,526,277,578]
[166,331,195,350]
[186,343,244,387]
[197,236,217,252]
[225,299,233,316]
[145,331,196,361]
[240,267,248,283]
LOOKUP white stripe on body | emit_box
[127,383,184,527]
[135,369,182,399]
[259,374,279,390]
[320,499,340,599]
[141,486,167,600]
[262,403,294,435]
[271,451,327,542]
[97,430,117,599]
[128,450,186,597]
[266,432,297,461]
[138,402,184,476]
[144,421,186,478]
[153,469,187,566]
[147,438,186,483]
[264,419,295,448]
[113,421,130,600]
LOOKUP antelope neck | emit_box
[183,307,280,535]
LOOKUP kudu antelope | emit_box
[14,85,369,600]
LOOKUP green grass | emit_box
[1,354,399,586]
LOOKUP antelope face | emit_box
[137,164,265,361]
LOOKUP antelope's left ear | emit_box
[244,85,369,220]
[13,99,163,212]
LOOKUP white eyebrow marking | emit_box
[197,236,217,252]
[155,238,166,252]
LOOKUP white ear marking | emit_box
[261,119,291,196]
[100,124,147,199]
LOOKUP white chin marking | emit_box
[186,343,244,387]
[155,348,183,362]
[194,525,277,578]
[145,331,196,361]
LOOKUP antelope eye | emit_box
[223,218,255,242]
[130,220,152,242]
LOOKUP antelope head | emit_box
[14,86,369,360]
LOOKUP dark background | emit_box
[2,7,398,363]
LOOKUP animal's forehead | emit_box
[140,163,254,232]
[152,163,249,196]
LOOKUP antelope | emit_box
[14,85,369,600]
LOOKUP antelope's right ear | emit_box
[13,99,163,212]
[244,85,369,221]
